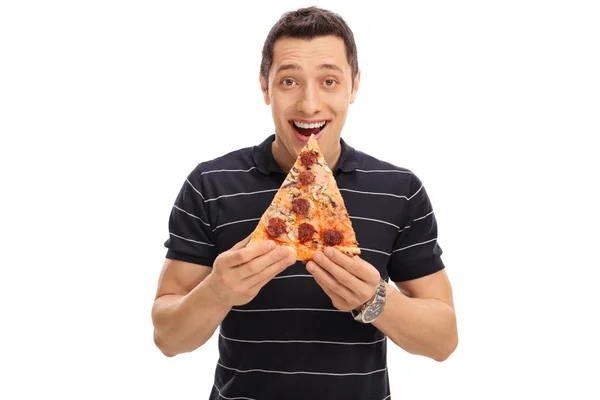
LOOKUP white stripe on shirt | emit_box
[408,184,424,200]
[213,385,256,400]
[359,247,391,256]
[219,333,386,346]
[186,179,205,199]
[273,274,313,280]
[201,167,257,175]
[230,307,345,313]
[169,232,215,247]
[339,188,409,199]
[217,362,387,376]
[205,188,279,202]
[398,211,434,232]
[213,217,261,232]
[355,169,411,174]
[392,238,437,253]
[413,210,434,221]
[398,225,411,233]
[350,216,400,229]
[173,205,210,226]
[214,383,389,400]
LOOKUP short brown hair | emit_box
[260,6,359,90]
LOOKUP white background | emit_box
[1,0,599,399]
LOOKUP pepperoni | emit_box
[300,151,317,168]
[292,198,310,215]
[267,217,286,237]
[298,223,316,242]
[298,171,315,185]
[323,229,343,246]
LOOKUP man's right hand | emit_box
[206,236,297,307]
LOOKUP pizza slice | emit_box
[249,134,360,263]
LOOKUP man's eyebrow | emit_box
[317,64,344,74]
[275,63,302,74]
[275,63,344,74]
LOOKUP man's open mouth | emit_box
[289,120,329,137]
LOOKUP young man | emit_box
[152,7,457,400]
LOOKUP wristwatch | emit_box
[351,278,386,324]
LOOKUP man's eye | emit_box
[324,79,337,87]
[281,79,295,86]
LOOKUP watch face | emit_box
[362,301,384,323]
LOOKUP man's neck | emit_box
[323,142,342,172]
[272,138,342,173]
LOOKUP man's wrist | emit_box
[353,289,377,313]
[202,273,234,309]
[351,278,386,323]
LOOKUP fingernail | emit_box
[313,252,323,262]
[325,248,334,257]
[268,241,276,249]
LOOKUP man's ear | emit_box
[260,73,270,105]
[349,69,361,104]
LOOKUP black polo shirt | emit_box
[164,134,445,400]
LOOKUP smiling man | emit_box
[263,33,359,172]
[152,7,457,400]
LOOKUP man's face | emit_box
[260,35,360,168]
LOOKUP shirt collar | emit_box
[253,134,358,175]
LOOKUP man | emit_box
[152,6,457,400]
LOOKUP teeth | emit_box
[293,120,326,129]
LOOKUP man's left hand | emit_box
[307,248,381,312]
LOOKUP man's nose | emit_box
[297,85,322,115]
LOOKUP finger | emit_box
[307,262,349,309]
[237,246,295,280]
[320,285,347,310]
[245,251,297,289]
[312,251,362,293]
[220,240,276,268]
[319,250,381,303]
[324,247,374,283]
[306,261,356,303]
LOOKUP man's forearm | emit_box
[152,274,231,357]
[373,283,458,361]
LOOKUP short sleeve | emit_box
[163,167,217,266]
[387,173,445,282]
